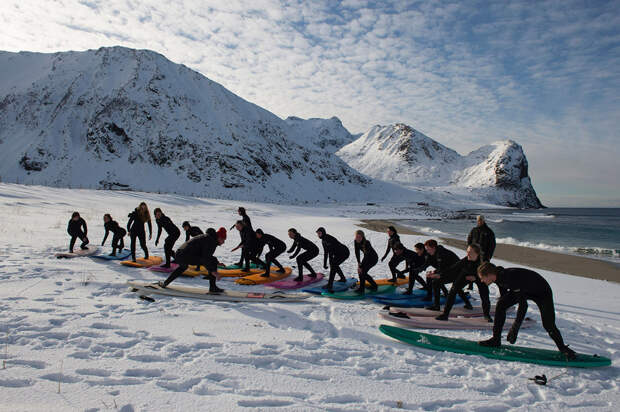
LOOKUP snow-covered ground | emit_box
[0,183,618,411]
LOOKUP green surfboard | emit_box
[221,262,261,270]
[322,285,396,300]
[379,324,611,368]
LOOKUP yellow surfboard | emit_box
[121,256,163,268]
[359,277,409,286]
[236,267,293,285]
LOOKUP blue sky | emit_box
[1,0,619,206]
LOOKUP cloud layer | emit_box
[1,0,619,206]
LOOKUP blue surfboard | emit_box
[92,249,132,261]
[302,278,357,294]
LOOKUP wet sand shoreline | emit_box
[358,219,620,283]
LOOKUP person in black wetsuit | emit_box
[287,228,319,282]
[67,212,89,252]
[231,220,261,272]
[353,230,378,294]
[160,228,227,292]
[127,202,152,262]
[182,221,203,242]
[380,226,407,283]
[421,239,460,306]
[154,208,181,268]
[466,215,496,290]
[255,229,287,278]
[231,207,252,266]
[101,214,126,256]
[477,262,576,360]
[316,227,349,292]
[435,244,491,321]
[393,242,429,295]
[467,215,496,263]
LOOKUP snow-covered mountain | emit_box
[0,46,394,203]
[0,47,542,208]
[337,124,543,208]
[284,116,355,152]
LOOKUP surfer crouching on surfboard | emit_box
[159,228,227,293]
[477,262,577,360]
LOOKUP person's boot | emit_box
[208,277,224,293]
[479,337,501,347]
[353,287,365,295]
[337,276,347,282]
[426,305,440,311]
[276,265,286,274]
[397,272,406,279]
[293,275,303,282]
[401,288,413,295]
[484,314,493,323]
[436,313,449,321]
[559,345,577,360]
[308,271,317,278]
[463,301,473,310]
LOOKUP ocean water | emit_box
[403,208,620,263]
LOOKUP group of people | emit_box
[67,208,575,358]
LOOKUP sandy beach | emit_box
[358,219,620,283]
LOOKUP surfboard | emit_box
[379,324,611,368]
[373,293,464,308]
[389,305,505,318]
[360,277,409,286]
[321,284,396,300]
[378,311,532,330]
[121,256,163,268]
[184,266,280,278]
[91,249,132,261]
[55,246,99,259]
[235,267,293,285]
[149,263,180,273]
[127,281,310,303]
[302,278,357,294]
[219,263,262,270]
[267,273,324,289]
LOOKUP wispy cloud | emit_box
[1,0,618,206]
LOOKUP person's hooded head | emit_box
[216,227,227,245]
[316,227,326,239]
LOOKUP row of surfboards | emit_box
[55,246,612,368]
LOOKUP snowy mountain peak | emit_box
[337,124,543,208]
[284,115,354,152]
[336,123,461,184]
[0,46,380,203]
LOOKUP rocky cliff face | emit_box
[337,124,543,208]
[0,47,376,203]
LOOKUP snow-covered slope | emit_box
[0,47,392,203]
[337,124,543,208]
[284,116,355,152]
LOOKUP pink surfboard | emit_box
[149,263,179,273]
[266,273,324,290]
